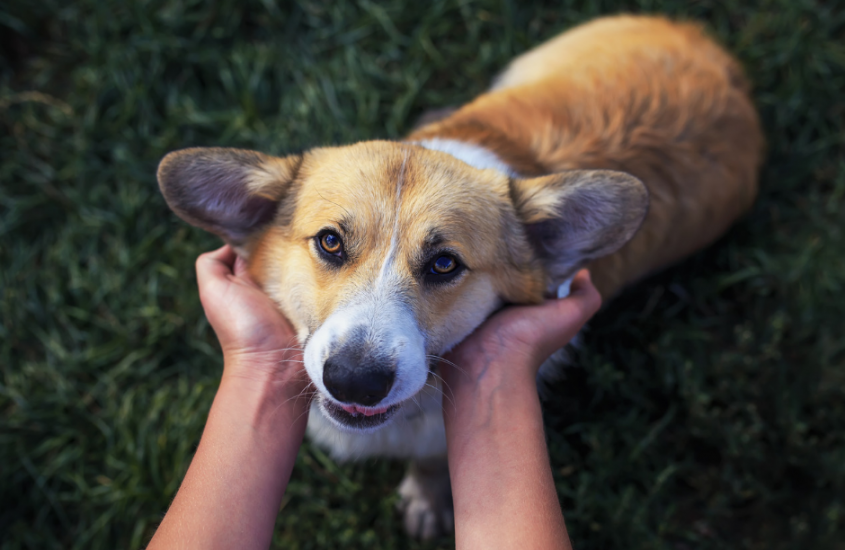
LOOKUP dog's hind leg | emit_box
[397,456,453,540]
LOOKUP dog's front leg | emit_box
[397,456,453,540]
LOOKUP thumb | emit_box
[196,245,236,293]
[530,270,602,359]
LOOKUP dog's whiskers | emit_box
[424,379,456,412]
[289,403,314,427]
[277,384,318,411]
[410,393,425,414]
[317,191,351,219]
[254,346,305,355]
[426,354,467,377]
[427,370,457,411]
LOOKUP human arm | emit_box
[441,270,602,550]
[148,245,311,550]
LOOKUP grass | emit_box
[1,0,844,548]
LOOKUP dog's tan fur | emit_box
[157,15,763,539]
[246,144,547,350]
[408,15,763,297]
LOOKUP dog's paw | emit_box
[397,464,453,540]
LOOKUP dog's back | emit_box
[409,15,764,297]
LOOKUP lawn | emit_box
[1,0,844,548]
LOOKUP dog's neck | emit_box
[412,138,518,177]
[407,116,547,177]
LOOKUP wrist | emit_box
[444,354,537,403]
[443,362,541,444]
[222,346,299,372]
[218,354,312,436]
[222,346,306,392]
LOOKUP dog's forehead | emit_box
[294,141,513,244]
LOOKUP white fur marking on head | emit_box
[413,138,517,177]
[377,152,408,286]
[301,150,434,435]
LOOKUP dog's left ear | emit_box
[157,147,302,252]
[511,169,649,287]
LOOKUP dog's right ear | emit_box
[157,147,302,250]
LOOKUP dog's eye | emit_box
[424,254,463,285]
[431,255,457,274]
[318,231,343,257]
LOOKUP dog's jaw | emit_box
[306,379,449,460]
[318,396,403,433]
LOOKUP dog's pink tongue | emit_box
[340,404,389,417]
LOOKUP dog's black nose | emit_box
[323,357,395,407]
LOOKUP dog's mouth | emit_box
[320,397,401,431]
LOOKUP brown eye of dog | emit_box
[431,255,457,274]
[319,231,343,255]
[424,253,464,285]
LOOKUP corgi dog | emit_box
[157,15,763,539]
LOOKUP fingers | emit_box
[233,254,259,288]
[531,270,602,357]
[233,254,249,277]
[564,270,602,315]
[196,244,236,293]
[202,243,237,265]
[568,269,593,297]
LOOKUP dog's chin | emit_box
[319,396,402,433]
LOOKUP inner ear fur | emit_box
[157,147,302,249]
[511,169,649,286]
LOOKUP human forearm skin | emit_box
[147,359,310,550]
[444,370,572,550]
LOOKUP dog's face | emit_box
[158,141,647,431]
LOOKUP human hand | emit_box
[149,246,311,550]
[196,245,308,397]
[438,271,598,550]
[441,270,601,392]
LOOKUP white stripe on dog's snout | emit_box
[303,150,428,429]
[376,151,408,288]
